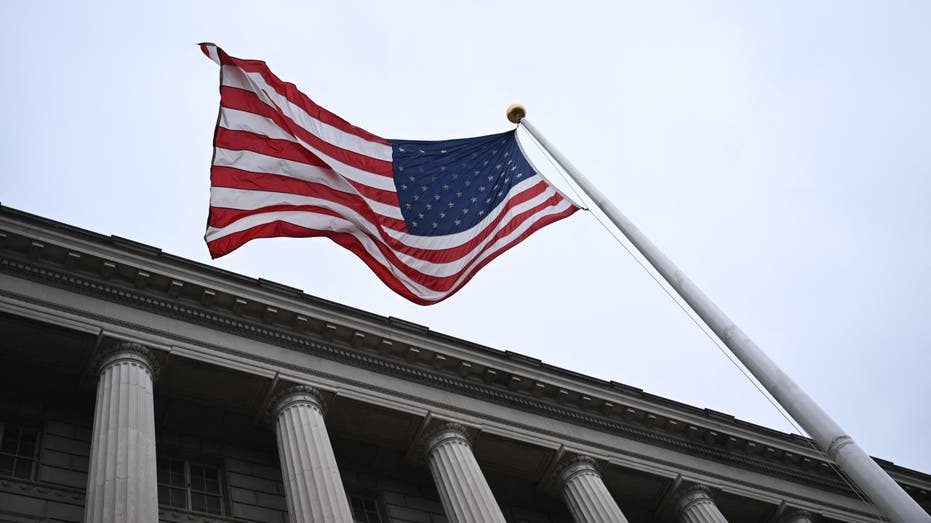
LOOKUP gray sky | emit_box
[2,1,929,474]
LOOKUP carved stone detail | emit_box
[95,340,159,379]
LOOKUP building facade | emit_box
[0,205,928,523]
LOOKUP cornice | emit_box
[1,219,929,504]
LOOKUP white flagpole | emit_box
[512,107,930,523]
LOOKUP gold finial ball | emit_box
[506,103,527,124]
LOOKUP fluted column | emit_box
[557,455,629,523]
[779,509,816,523]
[671,484,728,523]
[423,422,506,523]
[273,385,352,523]
[84,342,159,523]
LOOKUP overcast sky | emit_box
[1,2,929,474]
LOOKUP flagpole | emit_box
[512,108,930,523]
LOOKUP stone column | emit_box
[671,484,728,523]
[273,385,352,523]
[779,509,816,523]
[84,342,159,523]
[557,455,629,523]
[423,422,506,523]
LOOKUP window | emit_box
[157,457,224,515]
[0,424,39,480]
[349,492,384,523]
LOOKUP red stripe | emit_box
[214,129,400,206]
[205,205,577,304]
[219,86,393,176]
[213,47,390,146]
[212,166,565,266]
[215,127,327,168]
[208,192,572,292]
[209,166,407,231]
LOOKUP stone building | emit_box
[0,204,928,522]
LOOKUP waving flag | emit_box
[201,44,578,305]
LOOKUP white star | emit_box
[454,219,461,225]
[401,184,407,190]
[448,202,455,208]
[432,222,438,228]
[440,212,446,218]
[425,204,432,210]
[471,197,477,203]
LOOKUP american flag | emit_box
[201,44,578,305]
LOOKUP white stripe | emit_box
[204,44,220,65]
[220,108,298,142]
[215,104,398,193]
[222,65,393,163]
[212,148,403,220]
[205,200,573,302]
[208,182,564,277]
[206,211,436,298]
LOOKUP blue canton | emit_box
[391,131,537,236]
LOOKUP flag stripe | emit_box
[214,129,401,207]
[205,199,576,299]
[205,45,391,146]
[207,175,560,263]
[219,85,394,177]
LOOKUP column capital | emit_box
[95,340,159,378]
[671,483,718,518]
[555,454,602,487]
[272,385,326,417]
[422,422,472,457]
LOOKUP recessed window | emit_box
[0,424,39,480]
[349,492,385,523]
[157,457,224,515]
